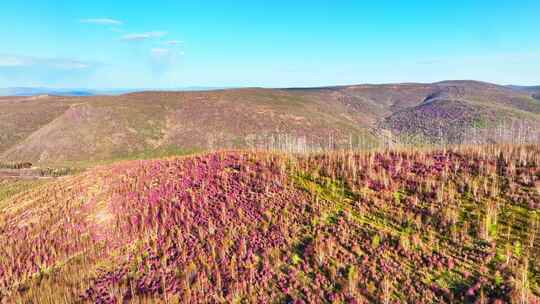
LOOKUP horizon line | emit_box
[2,79,539,93]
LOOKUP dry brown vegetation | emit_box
[0,81,538,165]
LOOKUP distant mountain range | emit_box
[2,84,540,98]
[0,86,233,97]
[0,87,124,96]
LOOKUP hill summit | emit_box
[1,145,539,303]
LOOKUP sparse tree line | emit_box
[0,161,74,178]
[396,118,540,147]
[229,118,540,155]
[0,162,32,170]
[243,132,379,154]
[252,128,539,153]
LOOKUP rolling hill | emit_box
[0,81,539,164]
[1,80,540,303]
[0,145,539,303]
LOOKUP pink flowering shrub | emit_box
[1,145,539,303]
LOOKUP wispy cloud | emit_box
[151,48,171,56]
[165,40,183,46]
[80,18,123,25]
[0,55,27,67]
[151,48,184,59]
[149,47,184,77]
[0,54,100,87]
[121,31,167,41]
[0,54,97,70]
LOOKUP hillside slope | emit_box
[384,81,540,144]
[0,81,539,164]
[0,145,539,303]
[0,90,378,164]
[0,96,74,155]
[508,85,540,99]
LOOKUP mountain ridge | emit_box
[3,81,540,97]
[0,80,538,164]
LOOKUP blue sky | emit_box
[0,1,539,88]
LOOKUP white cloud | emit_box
[151,48,185,59]
[149,48,178,76]
[0,55,28,67]
[50,60,91,70]
[151,48,170,56]
[80,18,123,25]
[165,40,183,46]
[121,31,167,41]
[0,54,99,88]
[0,54,96,70]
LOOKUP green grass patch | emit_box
[0,179,48,206]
